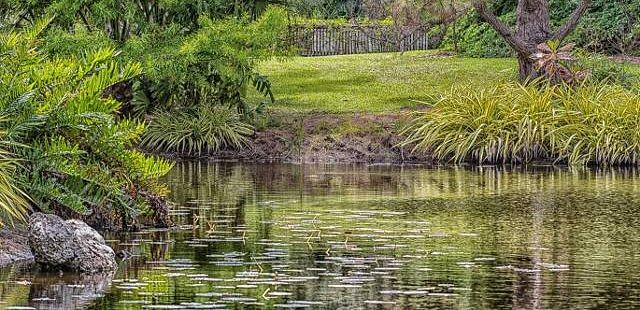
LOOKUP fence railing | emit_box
[289,25,429,56]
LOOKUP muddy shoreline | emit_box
[153,112,432,164]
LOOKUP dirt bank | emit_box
[160,112,432,163]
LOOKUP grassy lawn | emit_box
[251,50,517,113]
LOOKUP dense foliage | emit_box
[287,0,361,18]
[2,0,288,156]
[123,8,288,116]
[404,82,640,165]
[1,0,283,31]
[0,21,173,226]
[0,1,289,225]
[444,0,640,57]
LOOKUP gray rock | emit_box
[0,228,34,267]
[28,213,117,273]
[67,219,106,244]
[28,213,75,266]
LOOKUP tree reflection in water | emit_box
[1,163,640,309]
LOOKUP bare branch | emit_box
[553,0,591,41]
[473,1,532,54]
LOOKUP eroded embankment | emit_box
[159,112,432,164]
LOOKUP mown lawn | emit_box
[251,50,517,113]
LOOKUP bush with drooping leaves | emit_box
[141,105,255,156]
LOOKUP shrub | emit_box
[443,11,514,58]
[402,82,640,166]
[569,0,640,55]
[141,105,254,156]
[0,21,173,222]
[32,4,289,119]
[124,6,289,117]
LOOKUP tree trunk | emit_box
[517,53,539,81]
[515,0,551,80]
[474,0,592,82]
[516,0,551,47]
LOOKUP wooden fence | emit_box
[289,25,429,56]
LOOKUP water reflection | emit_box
[2,162,640,309]
[0,264,114,309]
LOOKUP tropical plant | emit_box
[124,7,288,117]
[0,20,173,226]
[402,82,640,166]
[141,105,254,156]
[531,40,589,85]
[0,134,29,227]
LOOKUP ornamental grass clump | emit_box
[141,105,254,156]
[0,137,29,227]
[403,82,640,166]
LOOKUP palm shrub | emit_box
[403,82,640,166]
[141,105,254,156]
[0,20,173,224]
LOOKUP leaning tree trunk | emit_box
[474,0,592,82]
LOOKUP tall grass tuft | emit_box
[141,105,254,156]
[402,82,640,166]
[0,133,29,227]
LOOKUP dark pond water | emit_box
[2,162,640,309]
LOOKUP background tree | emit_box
[473,0,591,81]
[288,0,363,18]
[355,0,469,52]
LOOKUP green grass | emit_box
[251,50,517,113]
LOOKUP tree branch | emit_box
[553,0,591,41]
[473,1,532,54]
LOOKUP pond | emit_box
[2,162,640,309]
